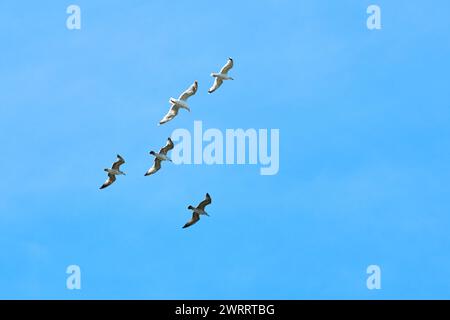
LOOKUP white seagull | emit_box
[159,80,198,125]
[100,154,126,189]
[183,193,212,229]
[208,58,234,94]
[145,137,174,176]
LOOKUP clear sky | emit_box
[1,0,450,299]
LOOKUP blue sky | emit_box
[1,0,450,299]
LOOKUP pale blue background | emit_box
[1,0,450,299]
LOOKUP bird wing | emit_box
[208,78,223,94]
[197,193,212,211]
[159,105,179,125]
[183,212,200,228]
[178,81,198,101]
[219,58,233,74]
[159,137,174,155]
[145,158,162,176]
[100,173,116,189]
[111,155,125,170]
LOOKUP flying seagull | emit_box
[183,193,212,229]
[145,137,174,176]
[99,154,126,189]
[208,58,234,94]
[159,80,198,125]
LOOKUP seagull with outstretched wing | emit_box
[100,155,126,189]
[183,193,212,228]
[159,81,198,125]
[145,137,174,176]
[208,58,234,94]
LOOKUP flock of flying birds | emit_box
[99,58,235,229]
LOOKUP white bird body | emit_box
[211,72,233,80]
[169,97,190,111]
[152,152,172,162]
[105,168,125,175]
[193,208,209,216]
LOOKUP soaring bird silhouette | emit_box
[145,137,174,176]
[159,80,198,125]
[100,155,126,189]
[183,193,212,228]
[208,58,234,93]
